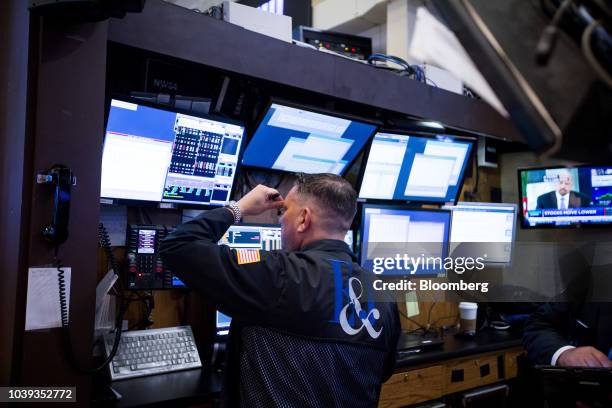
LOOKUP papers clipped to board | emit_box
[25,267,71,331]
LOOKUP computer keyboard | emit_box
[104,326,202,381]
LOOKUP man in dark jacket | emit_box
[160,173,400,407]
[523,302,612,367]
[535,171,590,210]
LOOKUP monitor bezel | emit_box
[240,97,382,176]
[100,95,247,209]
[355,129,475,206]
[446,201,518,266]
[517,165,612,229]
[358,203,452,278]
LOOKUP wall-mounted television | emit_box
[519,166,612,228]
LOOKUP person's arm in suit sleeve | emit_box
[536,194,544,210]
[159,206,337,327]
[523,303,573,365]
[159,207,288,324]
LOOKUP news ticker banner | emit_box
[358,241,612,303]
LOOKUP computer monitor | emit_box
[446,202,517,264]
[240,101,379,175]
[100,98,244,206]
[215,224,354,333]
[519,166,612,228]
[358,132,473,204]
[344,230,354,251]
[359,204,451,276]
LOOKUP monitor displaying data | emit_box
[360,205,451,276]
[216,224,354,333]
[101,99,244,206]
[446,202,517,264]
[241,102,378,175]
[519,166,612,227]
[359,133,473,203]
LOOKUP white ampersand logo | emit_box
[339,277,382,339]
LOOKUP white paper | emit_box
[405,291,420,318]
[96,270,118,314]
[25,267,71,331]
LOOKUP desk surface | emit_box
[395,328,523,368]
[92,328,522,406]
[93,369,222,408]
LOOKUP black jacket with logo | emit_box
[160,208,401,407]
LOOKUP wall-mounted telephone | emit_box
[126,225,186,290]
[37,165,75,245]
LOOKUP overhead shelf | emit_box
[108,0,524,143]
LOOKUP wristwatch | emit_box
[226,201,242,224]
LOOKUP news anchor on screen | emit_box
[536,171,590,210]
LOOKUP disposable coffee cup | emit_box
[459,302,478,334]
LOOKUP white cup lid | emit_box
[459,302,478,309]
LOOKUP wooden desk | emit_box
[379,329,524,407]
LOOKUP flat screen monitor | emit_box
[100,98,244,206]
[359,204,451,276]
[240,102,379,175]
[358,132,473,204]
[519,166,612,228]
[445,202,517,264]
[215,224,354,333]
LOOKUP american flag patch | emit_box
[236,249,261,265]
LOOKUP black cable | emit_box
[426,301,437,328]
[55,244,129,373]
[535,0,574,65]
[55,249,69,327]
[397,308,427,330]
[581,20,612,88]
[98,223,119,277]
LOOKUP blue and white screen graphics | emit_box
[359,133,472,203]
[100,99,244,206]
[360,206,451,276]
[447,203,516,264]
[241,103,378,175]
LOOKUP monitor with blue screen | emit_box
[100,98,244,206]
[359,204,451,276]
[215,224,354,333]
[240,102,379,175]
[358,132,473,204]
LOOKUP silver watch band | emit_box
[227,201,241,224]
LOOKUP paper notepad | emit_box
[405,291,420,318]
[25,267,71,331]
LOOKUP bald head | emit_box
[556,171,573,196]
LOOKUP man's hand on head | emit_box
[237,184,284,217]
[557,346,612,368]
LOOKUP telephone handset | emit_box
[37,165,75,245]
